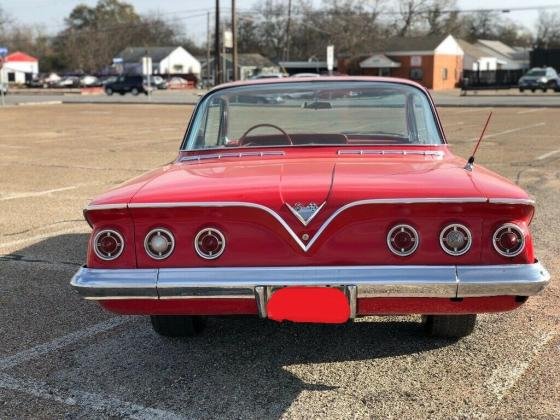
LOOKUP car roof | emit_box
[208,76,430,94]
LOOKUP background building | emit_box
[115,46,201,78]
[340,34,464,90]
[3,51,39,84]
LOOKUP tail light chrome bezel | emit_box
[439,223,472,256]
[144,228,175,260]
[93,229,124,261]
[493,223,525,257]
[387,224,419,257]
[194,227,226,260]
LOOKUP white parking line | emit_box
[484,329,557,401]
[536,148,560,160]
[0,226,87,249]
[465,122,546,142]
[0,186,79,201]
[0,317,130,370]
[517,108,543,114]
[0,373,184,419]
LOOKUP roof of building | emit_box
[360,54,401,68]
[457,40,491,59]
[5,51,38,62]
[202,53,277,68]
[476,40,516,57]
[381,35,448,53]
[116,47,178,63]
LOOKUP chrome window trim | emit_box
[93,229,125,261]
[439,223,473,256]
[386,224,420,256]
[144,228,175,260]
[194,228,226,259]
[493,223,526,257]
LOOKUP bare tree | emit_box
[535,11,560,48]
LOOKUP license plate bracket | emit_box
[266,286,350,323]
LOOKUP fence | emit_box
[461,69,525,90]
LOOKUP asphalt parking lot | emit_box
[0,103,559,418]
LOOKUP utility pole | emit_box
[214,0,221,85]
[232,0,238,81]
[284,0,292,62]
[206,11,211,87]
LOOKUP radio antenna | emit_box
[464,112,493,172]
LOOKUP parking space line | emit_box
[0,186,79,201]
[536,148,560,160]
[0,317,131,371]
[0,227,87,249]
[465,122,546,142]
[517,108,543,114]
[0,373,184,419]
[484,329,557,401]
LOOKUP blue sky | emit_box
[1,0,551,42]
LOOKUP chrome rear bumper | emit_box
[71,262,550,307]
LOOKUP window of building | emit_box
[410,68,423,81]
[441,68,448,80]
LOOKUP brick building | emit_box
[339,35,464,90]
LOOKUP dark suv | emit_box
[104,75,151,96]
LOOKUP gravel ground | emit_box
[0,104,558,419]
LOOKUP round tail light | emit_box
[144,228,175,260]
[440,223,472,256]
[93,229,124,260]
[387,224,419,256]
[195,228,226,259]
[493,223,525,257]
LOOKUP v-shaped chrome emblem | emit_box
[286,202,326,226]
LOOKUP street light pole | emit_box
[232,0,238,81]
[214,0,221,85]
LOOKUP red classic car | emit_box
[71,77,550,339]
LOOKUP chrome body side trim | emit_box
[85,197,532,252]
[70,262,550,302]
[488,198,535,205]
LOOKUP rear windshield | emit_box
[184,81,444,150]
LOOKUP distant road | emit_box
[3,88,560,107]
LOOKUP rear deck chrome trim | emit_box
[85,197,532,252]
[71,261,550,302]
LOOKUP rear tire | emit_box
[131,87,139,95]
[150,315,207,337]
[519,88,524,93]
[105,88,113,96]
[423,314,476,338]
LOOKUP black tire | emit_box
[131,87,139,96]
[542,87,548,93]
[519,88,524,93]
[150,315,207,337]
[531,88,536,93]
[423,314,476,338]
[105,88,113,96]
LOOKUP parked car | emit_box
[250,73,286,79]
[55,76,80,88]
[80,75,101,87]
[71,77,550,339]
[518,67,560,92]
[167,76,190,89]
[148,75,168,90]
[104,75,151,95]
[0,83,7,95]
[290,73,321,78]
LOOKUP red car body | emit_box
[72,77,549,338]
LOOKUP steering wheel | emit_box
[238,123,293,146]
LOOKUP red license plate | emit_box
[266,287,350,324]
